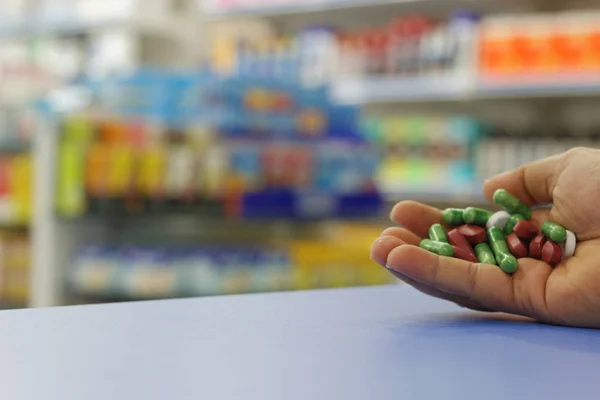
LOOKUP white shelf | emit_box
[383,185,487,205]
[331,76,472,105]
[0,16,184,39]
[202,0,531,18]
[203,0,422,17]
[331,75,600,104]
[476,77,600,100]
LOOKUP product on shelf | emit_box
[212,12,480,85]
[56,71,383,219]
[364,114,482,198]
[479,12,600,82]
[69,223,394,299]
[0,153,32,226]
[0,232,30,307]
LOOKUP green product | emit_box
[493,189,532,220]
[419,239,453,257]
[463,207,493,226]
[487,226,505,243]
[442,208,465,225]
[497,253,519,274]
[474,243,497,265]
[428,224,449,243]
[487,227,519,274]
[541,221,567,242]
[504,213,525,235]
[56,142,85,218]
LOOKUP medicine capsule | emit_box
[420,239,453,257]
[563,230,576,258]
[463,207,493,226]
[442,208,465,226]
[474,243,496,265]
[504,213,525,235]
[497,253,519,274]
[486,211,511,230]
[493,189,532,220]
[428,224,448,243]
[487,227,518,273]
[541,221,567,242]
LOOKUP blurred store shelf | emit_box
[332,77,600,105]
[384,185,487,206]
[201,0,529,18]
[477,78,600,100]
[0,16,185,39]
[331,76,472,105]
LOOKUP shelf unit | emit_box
[331,77,600,105]
[201,0,533,18]
[27,0,600,307]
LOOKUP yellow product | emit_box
[137,144,166,198]
[86,143,110,197]
[63,117,95,143]
[107,144,135,197]
[9,155,32,224]
[56,142,86,217]
[290,268,313,291]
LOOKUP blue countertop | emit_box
[0,285,598,399]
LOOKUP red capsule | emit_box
[451,245,479,263]
[447,229,476,256]
[529,234,546,259]
[457,225,487,244]
[542,241,563,265]
[513,220,539,240]
[507,233,528,259]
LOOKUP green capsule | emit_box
[474,243,497,265]
[497,253,519,274]
[504,213,525,235]
[428,224,448,243]
[487,226,505,243]
[541,221,567,242]
[442,208,465,225]
[488,227,510,255]
[492,240,510,255]
[493,189,532,220]
[420,239,453,257]
[463,207,493,226]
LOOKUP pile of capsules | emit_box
[420,189,576,273]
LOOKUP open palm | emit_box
[371,147,600,328]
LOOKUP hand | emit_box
[371,147,600,328]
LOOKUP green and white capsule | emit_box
[493,189,532,220]
[496,253,518,274]
[541,221,567,242]
[428,224,449,243]
[487,227,518,274]
[474,243,497,265]
[442,208,465,225]
[504,213,525,235]
[463,207,493,226]
[420,239,453,257]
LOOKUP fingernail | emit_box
[370,236,403,268]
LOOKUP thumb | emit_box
[483,153,564,207]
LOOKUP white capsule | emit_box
[486,211,511,230]
[563,230,576,258]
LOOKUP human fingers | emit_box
[379,227,421,245]
[483,154,563,206]
[390,201,445,238]
[370,236,492,312]
[385,245,555,320]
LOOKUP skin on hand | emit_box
[370,147,600,328]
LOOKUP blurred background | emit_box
[0,0,598,308]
